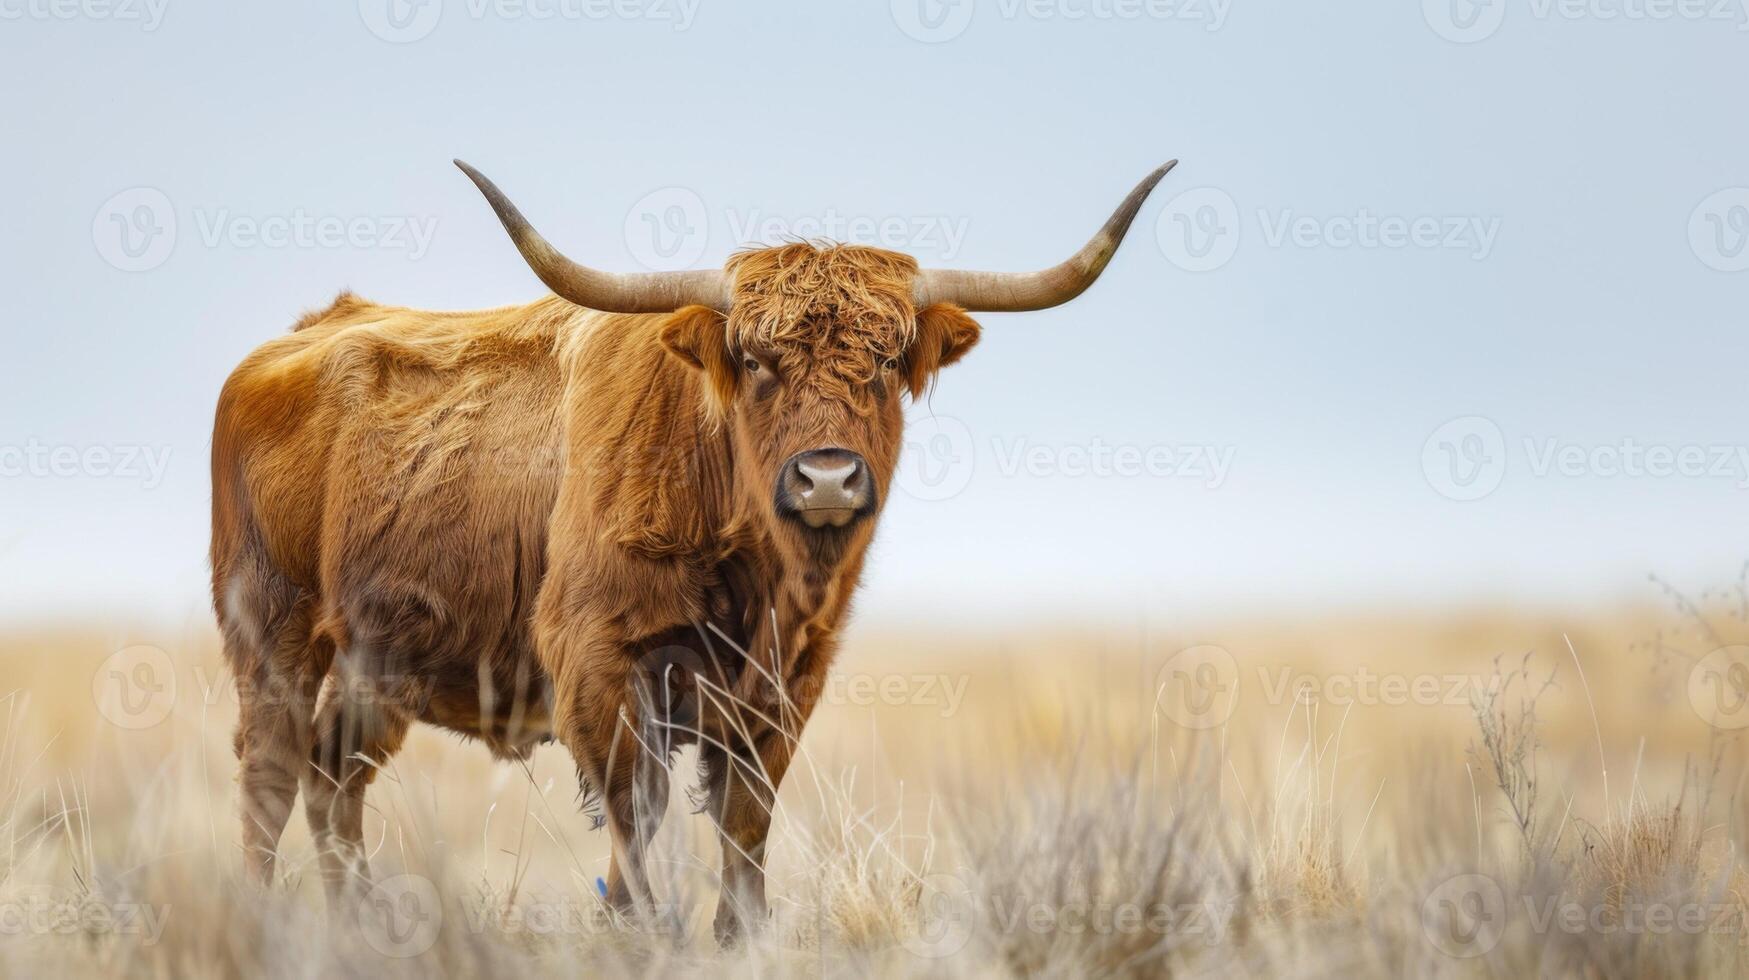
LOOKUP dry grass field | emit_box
[3,572,1749,977]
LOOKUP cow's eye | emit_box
[743,356,762,374]
[881,357,899,372]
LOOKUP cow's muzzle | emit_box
[776,449,875,529]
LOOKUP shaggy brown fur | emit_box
[210,244,979,940]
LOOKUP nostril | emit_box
[782,450,873,523]
[798,462,851,492]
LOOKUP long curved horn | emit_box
[455,160,730,313]
[912,160,1178,312]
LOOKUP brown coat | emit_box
[210,245,980,939]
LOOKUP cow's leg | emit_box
[302,673,411,900]
[700,727,796,945]
[550,637,672,916]
[225,594,328,886]
[605,720,672,914]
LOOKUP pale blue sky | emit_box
[2,0,1746,626]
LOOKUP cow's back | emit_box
[211,293,576,722]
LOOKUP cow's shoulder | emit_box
[550,311,734,565]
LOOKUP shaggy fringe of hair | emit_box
[724,244,919,364]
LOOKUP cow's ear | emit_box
[906,303,982,398]
[660,305,736,412]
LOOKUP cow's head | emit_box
[456,160,1175,563]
